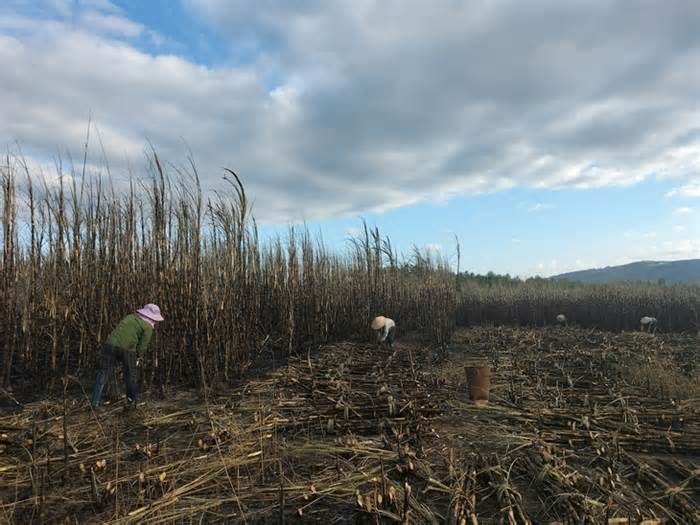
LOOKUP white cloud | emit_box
[573,259,598,270]
[2,1,700,223]
[673,225,686,233]
[79,11,144,38]
[45,0,73,18]
[527,202,551,212]
[424,243,443,252]
[79,0,122,13]
[616,236,700,264]
[658,239,700,259]
[624,230,657,240]
[667,183,700,199]
[673,207,694,214]
[540,258,599,276]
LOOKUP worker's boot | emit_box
[125,397,143,412]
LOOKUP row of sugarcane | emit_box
[3,153,700,394]
[457,280,700,333]
[0,154,456,393]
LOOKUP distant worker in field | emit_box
[556,314,567,326]
[640,316,657,333]
[371,316,396,350]
[91,304,164,409]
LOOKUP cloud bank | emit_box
[2,0,700,222]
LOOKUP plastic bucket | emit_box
[465,364,491,405]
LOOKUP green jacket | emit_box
[106,314,153,355]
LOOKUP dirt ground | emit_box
[1,327,698,524]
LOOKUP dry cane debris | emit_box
[1,327,698,524]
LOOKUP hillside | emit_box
[550,259,700,284]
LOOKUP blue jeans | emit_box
[91,344,140,407]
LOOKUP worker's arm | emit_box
[135,326,153,357]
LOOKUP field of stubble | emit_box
[1,327,698,524]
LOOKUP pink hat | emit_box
[137,303,164,322]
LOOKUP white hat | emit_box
[371,316,386,330]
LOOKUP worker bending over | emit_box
[91,304,164,408]
[371,316,396,350]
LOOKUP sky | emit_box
[1,0,699,277]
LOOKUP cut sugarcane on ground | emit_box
[1,327,698,524]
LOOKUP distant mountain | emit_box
[550,259,700,284]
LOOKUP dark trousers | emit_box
[378,326,396,348]
[91,344,140,407]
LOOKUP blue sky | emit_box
[258,179,700,276]
[2,0,700,277]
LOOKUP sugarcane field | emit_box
[1,165,699,525]
[6,1,700,523]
